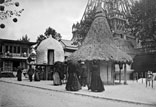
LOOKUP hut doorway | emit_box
[48,49,54,65]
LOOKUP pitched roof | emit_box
[67,6,132,63]
[0,38,36,45]
[60,39,78,50]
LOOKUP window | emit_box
[14,46,16,53]
[22,47,27,53]
[10,46,12,53]
[4,61,12,71]
[5,45,8,52]
[17,46,20,53]
[0,44,2,53]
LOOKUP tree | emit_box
[44,27,56,38]
[44,27,62,40]
[35,34,46,49]
[35,27,62,49]
[19,34,30,42]
[128,0,156,42]
[73,7,96,44]
[55,33,62,40]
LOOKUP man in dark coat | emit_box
[17,66,22,81]
[27,65,34,82]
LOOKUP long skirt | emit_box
[66,73,81,91]
[17,73,22,81]
[34,72,40,81]
[80,77,87,87]
[53,72,61,85]
[90,73,104,92]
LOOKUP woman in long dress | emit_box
[90,60,104,92]
[53,71,61,85]
[65,61,81,91]
[34,67,40,81]
[27,65,34,82]
[79,62,87,87]
[17,66,22,81]
[53,63,62,86]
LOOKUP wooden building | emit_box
[60,39,78,60]
[0,38,36,72]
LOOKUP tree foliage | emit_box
[44,27,56,38]
[44,27,62,40]
[19,34,30,42]
[128,0,156,42]
[73,7,96,44]
[35,27,62,49]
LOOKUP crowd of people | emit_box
[16,60,105,92]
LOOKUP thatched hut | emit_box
[67,6,132,84]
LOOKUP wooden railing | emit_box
[2,52,28,58]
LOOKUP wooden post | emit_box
[112,62,115,85]
[119,63,123,84]
[119,68,121,83]
[152,79,153,88]
[142,72,143,83]
[124,63,127,85]
[45,65,48,80]
[145,72,147,87]
[152,72,154,88]
[136,72,138,82]
[106,62,108,84]
[20,46,22,56]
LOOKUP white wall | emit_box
[115,64,134,80]
[100,61,114,84]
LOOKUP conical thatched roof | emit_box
[67,6,132,63]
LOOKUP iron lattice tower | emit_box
[72,0,135,42]
[81,0,134,21]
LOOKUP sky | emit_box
[0,0,88,42]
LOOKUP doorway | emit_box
[48,49,54,65]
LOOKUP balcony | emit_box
[1,52,29,59]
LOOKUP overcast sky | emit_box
[0,0,87,42]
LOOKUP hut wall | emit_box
[36,49,64,65]
[36,37,64,65]
[100,61,114,84]
[115,64,134,80]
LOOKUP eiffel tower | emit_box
[72,0,135,43]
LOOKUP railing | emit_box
[1,52,28,58]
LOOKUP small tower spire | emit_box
[95,4,105,18]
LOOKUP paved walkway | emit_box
[0,77,156,107]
